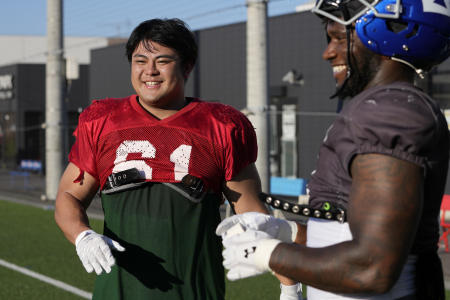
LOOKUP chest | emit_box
[94,125,223,187]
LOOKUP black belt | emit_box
[102,168,207,203]
[259,192,347,223]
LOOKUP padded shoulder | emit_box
[205,102,252,126]
[79,97,132,123]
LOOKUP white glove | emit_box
[75,229,125,275]
[216,212,298,243]
[280,283,303,300]
[222,228,281,281]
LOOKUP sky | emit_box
[0,0,309,38]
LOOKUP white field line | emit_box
[0,258,92,299]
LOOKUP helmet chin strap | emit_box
[390,57,425,79]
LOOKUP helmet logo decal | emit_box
[422,0,450,17]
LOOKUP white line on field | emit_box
[0,258,92,299]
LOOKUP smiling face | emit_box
[323,20,381,98]
[130,40,190,113]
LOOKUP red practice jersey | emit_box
[69,96,257,192]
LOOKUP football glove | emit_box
[216,212,298,243]
[280,283,303,300]
[222,228,281,281]
[75,229,125,275]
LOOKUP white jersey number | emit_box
[170,144,192,181]
[113,140,192,180]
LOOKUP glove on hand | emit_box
[75,229,125,275]
[222,228,281,281]
[280,283,303,300]
[216,212,298,243]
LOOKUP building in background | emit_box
[0,36,126,169]
[0,35,124,67]
[0,63,89,169]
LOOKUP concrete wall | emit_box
[0,63,90,163]
[0,35,111,67]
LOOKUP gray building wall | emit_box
[90,43,134,100]
[0,63,90,166]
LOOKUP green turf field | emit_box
[0,199,283,299]
[0,199,448,300]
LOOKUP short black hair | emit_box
[125,18,198,69]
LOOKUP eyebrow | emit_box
[155,55,177,60]
[132,54,178,60]
[132,54,148,59]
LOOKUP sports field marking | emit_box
[0,258,92,299]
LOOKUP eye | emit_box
[329,34,347,46]
[335,33,347,41]
[156,59,173,65]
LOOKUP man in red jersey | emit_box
[54,18,302,300]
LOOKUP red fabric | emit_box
[73,169,85,183]
[68,96,257,192]
[439,195,450,252]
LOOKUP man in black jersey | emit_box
[217,0,450,299]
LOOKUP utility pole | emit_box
[246,0,270,193]
[45,0,64,201]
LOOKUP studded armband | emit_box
[259,192,347,223]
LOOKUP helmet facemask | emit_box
[320,2,379,100]
[312,0,401,26]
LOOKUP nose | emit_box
[144,60,159,75]
[322,41,337,62]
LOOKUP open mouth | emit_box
[145,81,161,88]
[332,65,347,76]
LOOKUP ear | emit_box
[183,64,194,80]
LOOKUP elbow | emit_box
[54,206,64,229]
[54,195,62,225]
[372,268,400,294]
[355,264,401,294]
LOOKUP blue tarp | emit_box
[270,177,306,196]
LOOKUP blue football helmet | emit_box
[312,0,450,70]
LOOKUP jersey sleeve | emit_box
[68,105,101,180]
[335,87,439,175]
[223,111,258,181]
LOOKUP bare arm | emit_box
[222,163,268,214]
[269,153,423,294]
[54,162,100,244]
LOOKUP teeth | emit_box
[145,82,160,86]
[333,65,347,74]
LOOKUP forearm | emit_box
[275,223,307,285]
[55,192,92,244]
[269,241,387,294]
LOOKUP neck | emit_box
[138,97,187,120]
[365,57,415,90]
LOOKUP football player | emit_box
[216,0,450,299]
[54,18,300,300]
